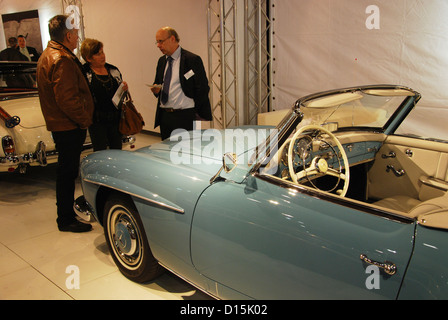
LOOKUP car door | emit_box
[368,135,448,202]
[190,174,416,300]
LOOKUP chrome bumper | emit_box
[74,195,96,223]
[0,136,133,172]
[0,141,55,167]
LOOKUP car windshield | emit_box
[297,88,416,131]
[0,62,37,91]
[250,86,419,170]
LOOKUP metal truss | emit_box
[207,0,239,129]
[61,0,86,58]
[244,0,273,125]
[207,0,272,128]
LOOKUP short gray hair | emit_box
[162,27,180,42]
[48,15,70,43]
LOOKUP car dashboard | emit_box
[270,130,385,181]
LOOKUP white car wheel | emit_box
[104,193,163,283]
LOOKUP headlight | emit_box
[2,136,15,156]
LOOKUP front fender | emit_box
[79,149,219,224]
[79,148,221,276]
[83,173,185,217]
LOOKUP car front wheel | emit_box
[103,192,163,283]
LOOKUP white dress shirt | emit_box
[20,47,31,61]
[161,46,195,110]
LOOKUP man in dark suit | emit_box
[151,27,212,140]
[0,37,28,61]
[17,35,41,62]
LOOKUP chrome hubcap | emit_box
[114,219,137,255]
[108,205,143,270]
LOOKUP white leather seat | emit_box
[374,195,421,213]
[375,192,448,218]
[408,192,448,218]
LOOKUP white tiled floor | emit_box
[0,133,211,300]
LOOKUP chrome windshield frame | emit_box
[250,85,421,176]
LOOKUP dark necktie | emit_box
[161,56,173,104]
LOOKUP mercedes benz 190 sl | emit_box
[0,61,135,174]
[76,85,448,299]
[0,61,54,173]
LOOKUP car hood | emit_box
[136,126,276,181]
[0,95,45,128]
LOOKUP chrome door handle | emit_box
[360,254,397,276]
[386,165,405,177]
[382,152,396,159]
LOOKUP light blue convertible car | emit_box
[76,85,448,299]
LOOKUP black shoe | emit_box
[58,220,92,233]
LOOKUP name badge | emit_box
[184,69,195,80]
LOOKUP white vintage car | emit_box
[0,61,133,173]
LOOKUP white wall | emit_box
[1,0,209,133]
[82,0,209,132]
[272,0,448,138]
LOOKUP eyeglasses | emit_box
[155,37,170,45]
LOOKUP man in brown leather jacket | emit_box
[37,15,94,232]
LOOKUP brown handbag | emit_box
[119,93,145,135]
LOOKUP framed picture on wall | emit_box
[2,10,43,57]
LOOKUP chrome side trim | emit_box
[83,178,185,214]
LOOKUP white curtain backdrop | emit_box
[272,0,448,139]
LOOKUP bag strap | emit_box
[121,91,132,108]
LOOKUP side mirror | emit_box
[223,152,237,173]
[210,152,237,184]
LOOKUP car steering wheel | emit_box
[287,125,350,197]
